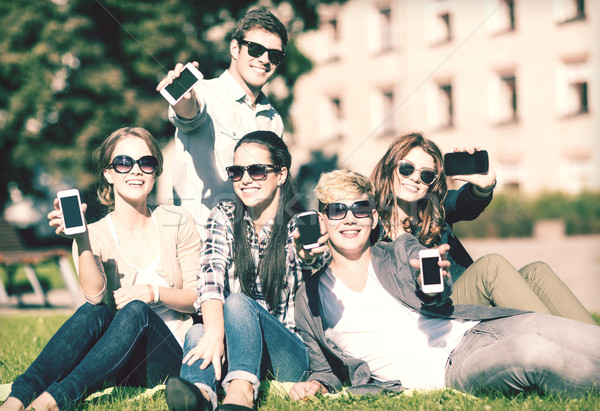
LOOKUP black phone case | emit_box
[444,151,489,176]
[297,212,320,247]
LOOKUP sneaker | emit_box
[165,376,209,411]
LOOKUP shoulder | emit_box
[151,205,194,226]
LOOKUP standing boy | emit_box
[157,8,287,236]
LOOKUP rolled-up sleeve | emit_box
[194,205,233,313]
[167,91,208,133]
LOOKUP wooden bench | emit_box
[0,218,83,307]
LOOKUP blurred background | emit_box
[0,0,598,310]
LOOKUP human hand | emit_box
[47,197,88,238]
[156,61,201,113]
[289,380,326,401]
[182,330,225,380]
[292,226,329,263]
[410,244,451,295]
[449,147,496,192]
[113,285,154,310]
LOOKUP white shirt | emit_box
[319,264,478,389]
[169,70,283,238]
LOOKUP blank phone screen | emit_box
[164,67,199,101]
[297,213,320,246]
[422,256,441,285]
[61,196,83,228]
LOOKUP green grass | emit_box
[1,312,599,410]
[0,259,66,295]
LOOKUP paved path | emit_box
[462,234,600,315]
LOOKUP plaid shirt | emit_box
[194,201,322,334]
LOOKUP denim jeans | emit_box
[10,301,183,410]
[445,312,600,396]
[181,293,309,409]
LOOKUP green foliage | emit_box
[453,191,600,238]
[0,0,340,211]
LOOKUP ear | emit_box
[371,209,379,230]
[230,39,239,61]
[277,166,288,186]
[103,168,114,185]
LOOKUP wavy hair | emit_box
[92,127,163,211]
[231,8,288,48]
[232,131,302,309]
[371,132,447,247]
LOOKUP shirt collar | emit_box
[220,70,273,111]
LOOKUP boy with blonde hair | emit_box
[289,169,600,400]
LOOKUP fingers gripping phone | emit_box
[296,211,321,250]
[419,249,443,294]
[159,62,204,105]
[444,150,489,176]
[57,189,86,235]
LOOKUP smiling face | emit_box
[103,136,155,207]
[229,28,283,98]
[393,147,437,203]
[323,193,378,258]
[232,142,287,218]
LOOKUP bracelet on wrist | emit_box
[473,180,497,196]
[152,284,160,304]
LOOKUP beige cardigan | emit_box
[73,205,201,342]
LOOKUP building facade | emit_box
[289,0,599,194]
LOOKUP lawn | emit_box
[1,312,598,410]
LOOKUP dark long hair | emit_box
[371,132,447,247]
[232,131,302,309]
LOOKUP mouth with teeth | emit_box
[339,228,360,237]
[126,180,144,187]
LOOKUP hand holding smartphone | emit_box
[159,62,203,106]
[57,189,86,235]
[444,150,489,176]
[419,249,444,294]
[296,211,321,250]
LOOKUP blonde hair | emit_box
[314,169,374,210]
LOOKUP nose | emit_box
[240,168,253,184]
[344,210,358,224]
[130,162,143,174]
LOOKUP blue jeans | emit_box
[10,301,183,410]
[446,312,600,395]
[181,293,309,409]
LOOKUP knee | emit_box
[74,302,114,324]
[184,323,206,348]
[117,299,152,319]
[520,262,554,281]
[469,254,513,282]
[223,293,256,321]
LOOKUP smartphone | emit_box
[57,189,86,236]
[419,249,443,294]
[159,63,204,105]
[296,211,321,250]
[444,150,489,176]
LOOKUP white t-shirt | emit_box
[319,263,478,389]
[107,213,184,347]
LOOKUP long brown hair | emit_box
[371,132,447,247]
[93,127,163,211]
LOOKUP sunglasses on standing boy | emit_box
[226,164,282,182]
[323,200,373,220]
[397,160,438,185]
[108,155,159,174]
[237,39,286,65]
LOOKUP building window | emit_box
[497,160,522,191]
[555,0,586,23]
[437,12,452,43]
[318,96,344,140]
[559,154,592,193]
[490,72,518,124]
[427,1,453,45]
[381,89,396,135]
[557,58,590,117]
[379,6,393,52]
[488,0,515,33]
[438,83,453,128]
[319,18,340,62]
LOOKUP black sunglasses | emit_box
[108,155,159,174]
[398,160,438,185]
[238,39,286,65]
[226,164,281,182]
[323,200,373,220]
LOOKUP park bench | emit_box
[0,217,83,307]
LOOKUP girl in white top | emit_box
[1,127,201,411]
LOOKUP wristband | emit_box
[152,284,160,304]
[473,180,496,197]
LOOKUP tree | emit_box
[0,0,339,220]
